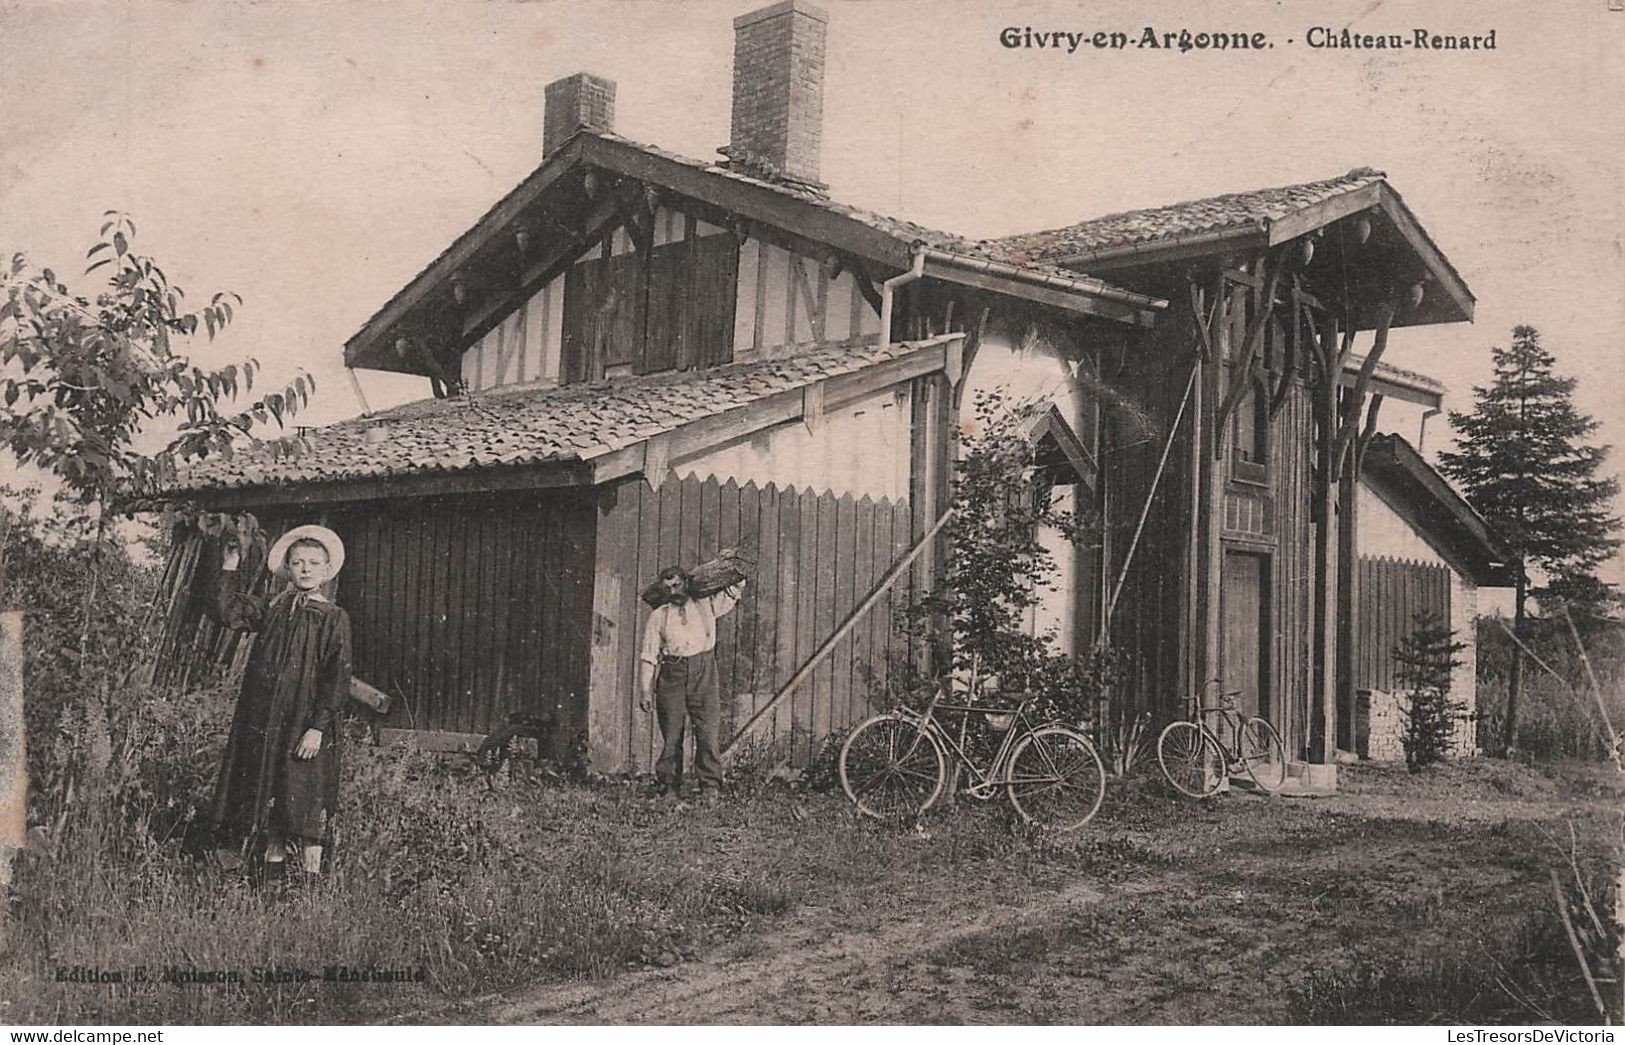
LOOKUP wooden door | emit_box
[1221,550,1271,720]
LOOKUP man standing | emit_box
[638,566,745,797]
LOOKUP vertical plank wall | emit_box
[333,492,595,745]
[1355,556,1451,694]
[1102,302,1196,723]
[591,474,914,773]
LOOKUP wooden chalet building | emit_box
[991,169,1477,779]
[165,1,1161,771]
[164,0,1485,784]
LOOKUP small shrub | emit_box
[1393,612,1466,770]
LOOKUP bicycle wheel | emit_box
[1157,721,1224,798]
[1005,726,1107,831]
[839,714,947,819]
[1238,716,1287,792]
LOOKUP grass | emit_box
[3,717,1620,1024]
[0,728,1059,1024]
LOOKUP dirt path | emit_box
[476,876,1107,1024]
[445,764,1620,1025]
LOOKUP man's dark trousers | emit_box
[654,650,723,791]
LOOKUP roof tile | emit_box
[990,168,1387,264]
[169,338,945,493]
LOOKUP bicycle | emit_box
[838,684,1107,831]
[1155,679,1288,797]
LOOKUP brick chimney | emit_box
[723,0,827,189]
[542,72,616,159]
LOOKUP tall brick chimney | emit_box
[542,72,616,159]
[723,0,827,189]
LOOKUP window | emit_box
[1232,373,1270,484]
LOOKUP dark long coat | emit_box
[210,572,352,844]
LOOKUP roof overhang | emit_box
[1039,182,1474,331]
[345,133,1159,375]
[190,335,963,510]
[1360,433,1513,587]
[1339,354,1445,409]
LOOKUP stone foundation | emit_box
[1356,688,1478,762]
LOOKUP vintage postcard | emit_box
[1,0,1621,1029]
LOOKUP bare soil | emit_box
[449,759,1622,1025]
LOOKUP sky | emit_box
[3,0,1622,581]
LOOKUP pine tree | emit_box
[1392,612,1466,770]
[1438,325,1621,752]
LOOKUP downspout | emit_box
[1417,406,1440,453]
[877,244,927,346]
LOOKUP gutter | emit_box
[920,248,1166,311]
[1042,222,1263,269]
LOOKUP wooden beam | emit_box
[853,272,883,316]
[459,196,621,343]
[1332,302,1397,479]
[722,506,957,758]
[920,261,1158,327]
[641,433,670,490]
[580,136,913,270]
[1215,251,1286,430]
[379,728,486,752]
[350,677,393,714]
[1374,190,1474,322]
[944,336,964,387]
[801,381,825,433]
[344,136,589,363]
[1266,183,1383,248]
[194,458,598,510]
[1073,227,1268,273]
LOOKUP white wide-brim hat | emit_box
[267,524,346,580]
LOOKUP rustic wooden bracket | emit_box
[1215,251,1286,431]
[853,272,883,316]
[1268,280,1301,419]
[953,305,991,408]
[641,434,671,490]
[1330,300,1398,481]
[801,381,826,433]
[1353,393,1384,478]
[1188,282,1215,362]
[944,337,965,387]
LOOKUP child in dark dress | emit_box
[211,524,352,876]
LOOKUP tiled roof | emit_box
[170,339,943,493]
[991,169,1388,265]
[608,132,986,257]
[348,131,1154,371]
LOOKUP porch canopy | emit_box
[991,167,1474,332]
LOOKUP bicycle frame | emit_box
[901,686,1050,798]
[1185,678,1246,764]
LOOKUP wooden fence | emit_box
[331,493,596,738]
[597,473,918,773]
[1355,555,1450,693]
[150,519,291,696]
[150,494,597,744]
